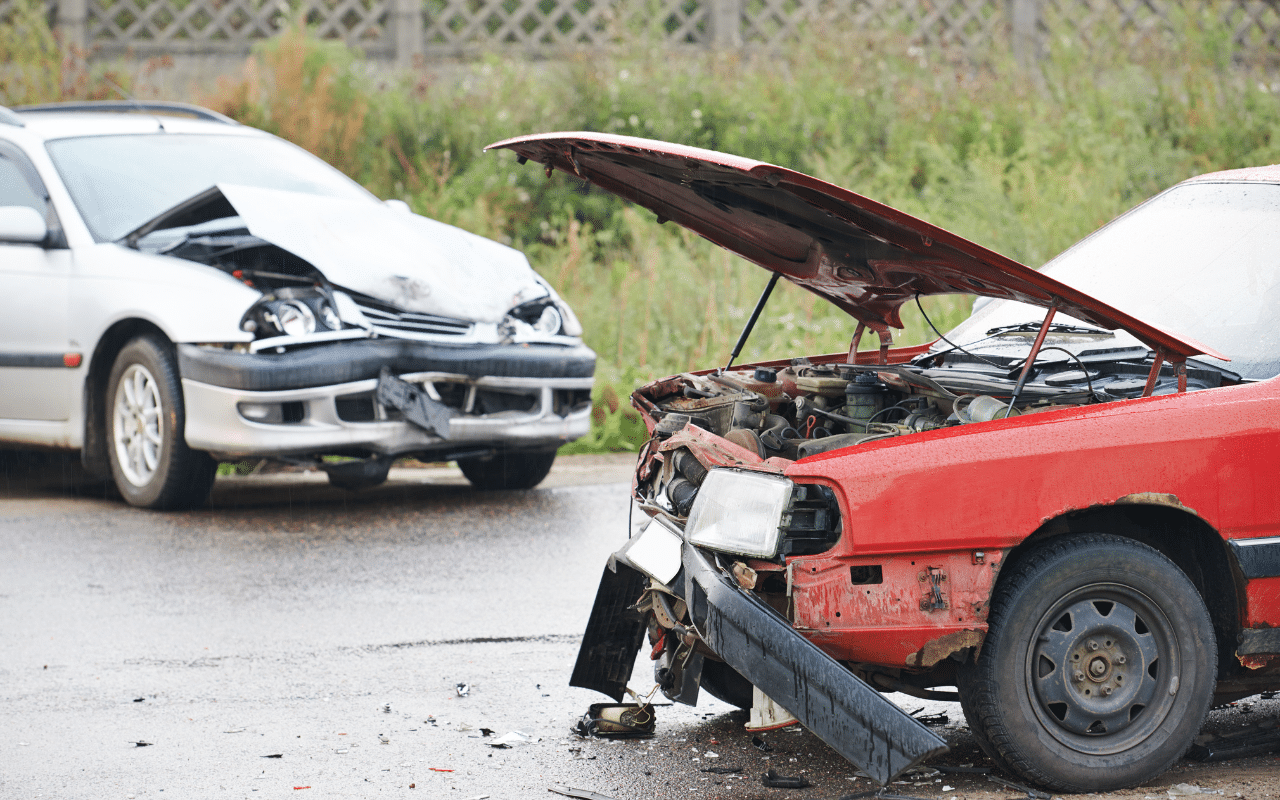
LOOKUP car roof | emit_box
[1182,163,1280,184]
[1,102,258,142]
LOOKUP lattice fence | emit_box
[8,0,1280,63]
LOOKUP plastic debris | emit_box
[751,735,774,752]
[988,775,1052,799]
[489,731,536,748]
[935,764,991,774]
[1168,785,1212,797]
[456,683,470,697]
[428,767,454,773]
[912,712,949,727]
[700,766,743,774]
[379,734,390,744]
[130,741,153,747]
[262,754,283,759]
[548,785,616,800]
[762,769,810,789]
[383,704,392,713]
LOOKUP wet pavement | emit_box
[3,453,1280,799]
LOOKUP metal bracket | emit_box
[919,567,948,612]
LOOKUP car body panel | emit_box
[488,132,1224,363]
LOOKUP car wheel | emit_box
[458,448,557,490]
[957,534,1215,793]
[106,335,217,509]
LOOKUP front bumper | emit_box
[572,535,948,786]
[178,340,594,459]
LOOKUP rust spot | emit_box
[1238,653,1280,670]
[905,629,985,669]
[1114,492,1194,514]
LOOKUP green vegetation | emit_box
[6,6,1280,452]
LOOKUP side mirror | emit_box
[0,206,47,244]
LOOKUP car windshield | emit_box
[46,133,376,242]
[945,181,1280,380]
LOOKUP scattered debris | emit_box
[479,728,494,737]
[911,712,949,727]
[1188,720,1280,761]
[379,734,390,744]
[762,769,810,789]
[224,727,247,734]
[548,785,616,800]
[902,766,940,779]
[935,764,991,774]
[293,787,310,791]
[428,767,454,773]
[987,775,1052,799]
[573,703,655,738]
[751,735,774,752]
[383,704,392,713]
[1167,785,1218,797]
[130,741,153,747]
[700,766,743,775]
[133,697,145,703]
[262,754,283,759]
[842,791,931,800]
[490,731,536,748]
[456,683,471,697]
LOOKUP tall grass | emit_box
[6,8,1280,449]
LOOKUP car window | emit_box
[947,182,1280,381]
[0,152,45,212]
[45,133,377,243]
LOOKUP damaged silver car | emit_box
[0,102,594,508]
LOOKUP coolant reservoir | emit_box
[844,372,888,422]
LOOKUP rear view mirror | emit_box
[0,206,47,244]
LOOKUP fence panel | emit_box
[17,0,1280,65]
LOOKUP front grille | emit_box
[354,297,473,337]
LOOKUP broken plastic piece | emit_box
[987,775,1052,799]
[489,730,535,748]
[751,734,774,752]
[762,769,810,789]
[700,766,743,774]
[746,686,798,732]
[548,785,616,800]
[130,741,153,747]
[456,682,470,697]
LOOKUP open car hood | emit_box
[123,184,548,324]
[488,132,1223,362]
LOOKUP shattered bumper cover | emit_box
[177,340,594,458]
[681,546,948,783]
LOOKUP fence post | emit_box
[1009,0,1039,68]
[55,0,89,54]
[394,0,424,68]
[710,0,741,48]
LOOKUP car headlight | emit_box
[276,300,316,336]
[685,469,795,559]
[533,304,563,335]
[507,298,580,337]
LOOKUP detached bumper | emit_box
[178,340,594,459]
[681,546,948,785]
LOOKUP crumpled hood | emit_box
[488,132,1223,362]
[126,184,548,324]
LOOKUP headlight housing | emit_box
[506,297,581,337]
[685,469,795,559]
[241,289,341,338]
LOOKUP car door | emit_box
[0,142,75,422]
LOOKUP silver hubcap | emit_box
[112,364,164,487]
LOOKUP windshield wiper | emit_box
[987,321,1111,336]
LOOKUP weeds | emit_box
[7,9,1280,452]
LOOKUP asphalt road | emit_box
[3,454,1280,800]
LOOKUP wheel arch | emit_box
[81,319,172,478]
[1003,500,1241,682]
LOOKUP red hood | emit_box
[487,132,1224,362]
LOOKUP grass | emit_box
[6,6,1280,451]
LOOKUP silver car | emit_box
[0,102,594,508]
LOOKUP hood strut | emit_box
[725,271,781,372]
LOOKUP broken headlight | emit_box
[241,289,341,338]
[506,298,582,337]
[684,469,794,559]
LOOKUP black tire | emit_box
[106,335,217,509]
[957,534,1216,792]
[458,448,557,490]
[699,660,753,709]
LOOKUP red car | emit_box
[490,133,1280,792]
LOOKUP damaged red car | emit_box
[489,132,1280,793]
